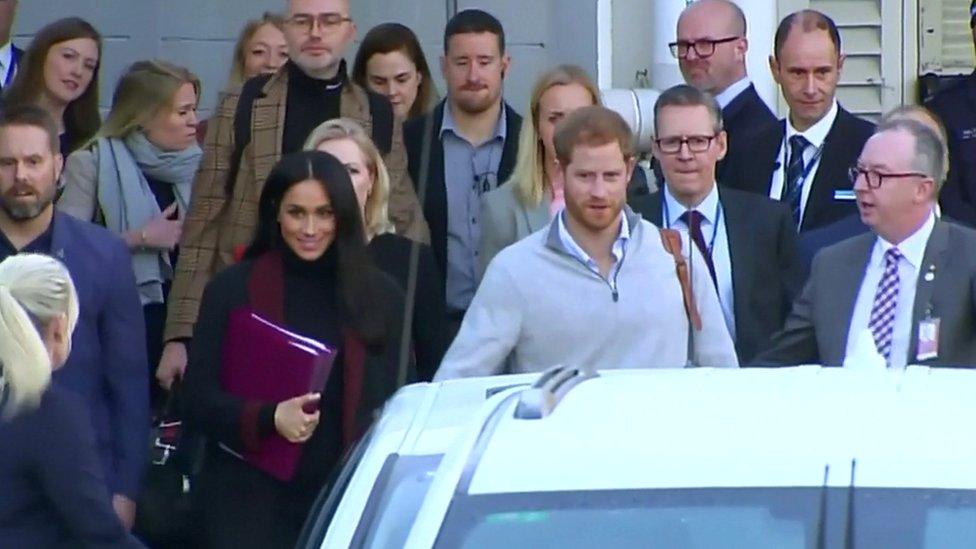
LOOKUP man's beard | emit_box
[0,186,54,221]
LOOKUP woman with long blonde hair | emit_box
[0,254,142,547]
[304,118,447,379]
[479,65,601,277]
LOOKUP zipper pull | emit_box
[612,288,619,302]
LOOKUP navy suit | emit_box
[0,386,144,548]
[46,212,149,498]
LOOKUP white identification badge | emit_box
[834,190,856,201]
[916,317,940,361]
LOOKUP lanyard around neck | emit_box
[662,194,723,255]
[782,134,825,189]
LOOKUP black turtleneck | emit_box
[282,60,345,154]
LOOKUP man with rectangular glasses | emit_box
[670,0,776,183]
[758,119,976,368]
[630,85,802,363]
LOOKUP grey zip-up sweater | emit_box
[434,207,739,380]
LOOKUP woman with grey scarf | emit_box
[57,60,202,402]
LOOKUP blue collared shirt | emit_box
[440,103,507,311]
[662,185,736,340]
[556,209,631,290]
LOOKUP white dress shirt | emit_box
[714,76,752,110]
[662,185,736,341]
[769,100,839,226]
[557,209,631,291]
[845,212,936,369]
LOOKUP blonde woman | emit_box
[304,119,447,379]
[56,59,202,398]
[0,254,143,548]
[478,65,601,277]
[227,12,288,89]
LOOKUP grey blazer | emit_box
[757,220,976,367]
[479,182,551,279]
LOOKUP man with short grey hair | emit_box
[759,119,976,368]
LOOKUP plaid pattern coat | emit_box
[164,68,429,341]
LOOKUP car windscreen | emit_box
[351,453,443,548]
[433,487,976,549]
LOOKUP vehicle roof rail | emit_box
[514,365,599,420]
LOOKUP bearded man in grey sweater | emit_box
[434,106,738,380]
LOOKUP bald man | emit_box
[671,0,776,181]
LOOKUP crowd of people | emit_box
[2,0,976,547]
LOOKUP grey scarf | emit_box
[96,132,201,305]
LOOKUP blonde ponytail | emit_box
[0,254,79,416]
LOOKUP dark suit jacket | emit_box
[797,214,870,280]
[717,83,777,182]
[722,105,875,232]
[48,212,149,499]
[403,100,522,283]
[926,70,976,226]
[0,386,144,548]
[757,220,976,367]
[630,187,803,362]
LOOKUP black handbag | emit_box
[134,382,204,547]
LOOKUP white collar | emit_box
[786,99,838,149]
[557,209,630,263]
[714,77,752,109]
[873,211,936,270]
[663,182,720,227]
[0,42,13,72]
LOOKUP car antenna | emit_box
[842,459,857,549]
[815,464,829,549]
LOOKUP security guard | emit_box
[925,0,976,226]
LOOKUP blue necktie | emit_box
[869,248,903,366]
[782,135,810,226]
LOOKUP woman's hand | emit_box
[141,203,183,250]
[274,393,321,443]
[156,341,187,390]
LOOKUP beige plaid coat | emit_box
[164,68,430,341]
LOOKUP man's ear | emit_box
[715,130,728,162]
[768,55,781,85]
[54,152,63,181]
[626,156,637,181]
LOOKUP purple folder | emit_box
[220,307,336,482]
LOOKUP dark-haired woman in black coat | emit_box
[183,151,409,549]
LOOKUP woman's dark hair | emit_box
[245,151,387,342]
[4,17,103,155]
[352,23,438,120]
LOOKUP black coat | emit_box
[721,106,875,232]
[926,71,976,226]
[0,386,143,549]
[403,100,522,284]
[630,186,803,362]
[716,83,777,183]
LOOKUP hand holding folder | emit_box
[220,307,336,481]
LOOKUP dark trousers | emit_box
[194,449,316,549]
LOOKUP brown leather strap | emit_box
[659,228,702,331]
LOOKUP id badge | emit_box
[916,317,940,361]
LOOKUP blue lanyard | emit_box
[782,135,824,191]
[662,194,722,256]
[4,47,17,88]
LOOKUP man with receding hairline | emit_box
[759,119,976,368]
[722,9,874,233]
[435,105,737,380]
[672,0,775,181]
[158,0,429,389]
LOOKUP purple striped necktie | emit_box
[868,247,903,365]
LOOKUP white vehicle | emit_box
[299,366,976,548]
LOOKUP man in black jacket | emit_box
[631,85,802,363]
[722,9,874,233]
[671,0,776,182]
[403,9,522,338]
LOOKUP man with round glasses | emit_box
[670,0,776,182]
[630,84,802,363]
[758,119,976,368]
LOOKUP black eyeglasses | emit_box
[286,13,352,34]
[848,166,929,189]
[668,37,741,59]
[655,135,717,154]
